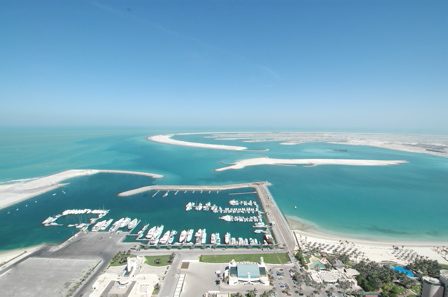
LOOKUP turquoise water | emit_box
[1,128,448,249]
[0,173,265,250]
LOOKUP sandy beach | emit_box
[0,169,163,210]
[149,134,248,151]
[215,157,407,171]
[288,216,448,265]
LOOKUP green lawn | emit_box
[145,255,172,266]
[199,253,290,264]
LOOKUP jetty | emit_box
[117,182,263,197]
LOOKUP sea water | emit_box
[1,127,448,249]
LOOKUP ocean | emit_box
[1,127,447,249]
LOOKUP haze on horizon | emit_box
[1,0,447,133]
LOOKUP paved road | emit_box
[158,253,183,297]
[255,183,296,252]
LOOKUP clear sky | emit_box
[1,0,447,132]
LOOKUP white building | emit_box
[226,257,269,286]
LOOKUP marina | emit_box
[24,174,288,250]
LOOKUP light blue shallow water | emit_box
[1,127,448,249]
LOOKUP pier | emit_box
[118,183,261,197]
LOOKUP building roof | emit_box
[236,264,260,279]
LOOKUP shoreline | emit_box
[287,215,448,246]
[0,169,163,210]
[148,134,248,151]
[215,157,407,172]
[288,215,448,265]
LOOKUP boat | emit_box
[168,230,177,244]
[211,233,216,245]
[219,215,233,222]
[159,231,171,245]
[120,217,131,229]
[229,199,239,206]
[201,229,207,244]
[195,229,203,244]
[253,222,267,228]
[215,233,221,245]
[163,191,169,198]
[137,224,149,239]
[128,218,139,230]
[146,226,157,239]
[185,202,193,211]
[179,230,188,243]
[254,229,267,234]
[186,229,194,243]
[224,232,230,244]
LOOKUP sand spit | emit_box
[215,157,407,171]
[0,169,163,210]
[148,134,247,151]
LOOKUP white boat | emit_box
[159,231,171,245]
[215,233,221,245]
[195,229,203,244]
[168,230,177,244]
[254,229,267,234]
[219,215,233,222]
[128,218,139,230]
[146,226,157,239]
[137,224,149,239]
[101,219,113,231]
[202,229,207,244]
[163,191,169,197]
[253,222,267,228]
[229,199,239,206]
[120,217,131,229]
[224,232,230,244]
[185,202,193,211]
[211,233,216,245]
[186,229,194,243]
[179,230,188,243]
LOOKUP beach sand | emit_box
[288,216,448,265]
[149,134,247,151]
[0,169,163,210]
[215,157,407,171]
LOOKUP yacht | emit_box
[137,224,149,239]
[168,230,177,244]
[186,229,194,243]
[201,229,207,244]
[179,230,187,243]
[146,226,157,239]
[128,218,139,230]
[159,231,171,245]
[224,232,231,244]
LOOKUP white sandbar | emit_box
[216,157,407,171]
[0,169,163,210]
[148,134,247,151]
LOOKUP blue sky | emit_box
[1,0,447,132]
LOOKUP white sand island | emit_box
[216,157,407,171]
[149,134,247,151]
[0,169,163,210]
